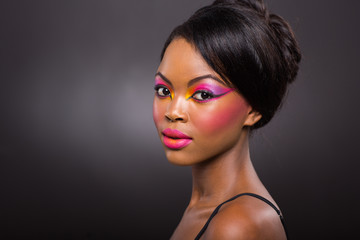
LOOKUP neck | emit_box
[189,130,261,207]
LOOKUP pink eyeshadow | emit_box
[155,77,170,88]
[155,77,174,99]
[192,83,231,95]
[186,83,233,100]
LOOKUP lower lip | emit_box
[163,136,192,149]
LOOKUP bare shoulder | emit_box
[203,195,287,240]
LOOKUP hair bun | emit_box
[269,13,301,83]
[213,0,301,83]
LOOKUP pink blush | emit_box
[152,100,160,125]
[194,98,249,135]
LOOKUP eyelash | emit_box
[154,85,172,99]
[190,90,215,102]
[154,85,225,103]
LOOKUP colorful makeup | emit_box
[196,97,249,134]
[153,39,253,166]
[162,128,193,149]
[186,83,234,103]
[154,77,174,99]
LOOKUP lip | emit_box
[162,128,192,149]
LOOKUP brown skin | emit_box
[153,38,287,240]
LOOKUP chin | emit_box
[165,150,200,166]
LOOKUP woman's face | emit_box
[153,38,256,166]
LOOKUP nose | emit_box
[165,96,189,123]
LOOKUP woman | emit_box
[153,0,301,239]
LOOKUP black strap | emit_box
[194,193,288,240]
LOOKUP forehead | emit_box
[157,38,220,83]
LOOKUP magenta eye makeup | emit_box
[186,83,234,102]
[154,77,173,99]
[153,76,233,102]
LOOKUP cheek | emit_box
[192,100,249,136]
[153,98,165,128]
[153,98,160,126]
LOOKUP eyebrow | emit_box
[155,72,173,87]
[187,74,225,87]
[155,72,225,87]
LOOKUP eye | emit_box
[154,85,172,98]
[191,91,214,101]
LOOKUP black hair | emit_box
[160,0,301,129]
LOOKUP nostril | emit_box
[165,111,188,123]
[165,115,185,122]
[165,115,174,122]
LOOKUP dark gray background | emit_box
[1,0,359,239]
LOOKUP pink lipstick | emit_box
[162,128,192,149]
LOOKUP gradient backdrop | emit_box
[1,0,359,239]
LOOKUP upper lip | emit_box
[162,128,192,139]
